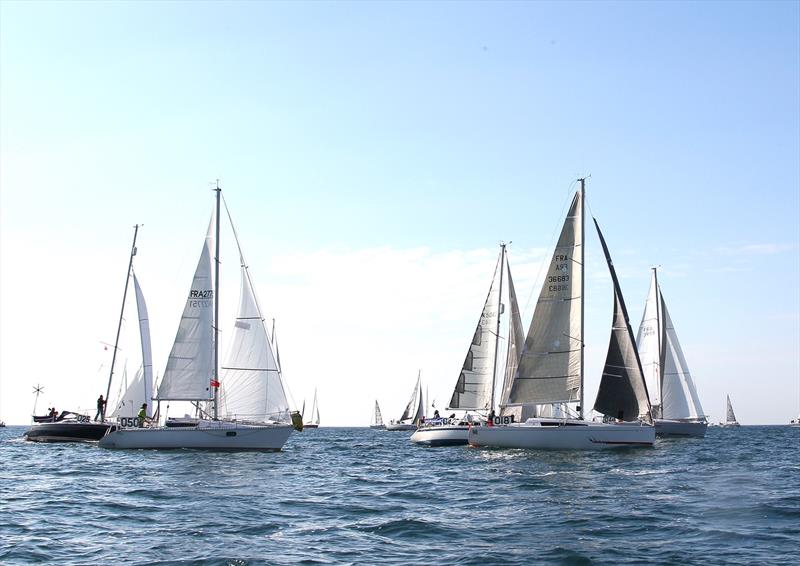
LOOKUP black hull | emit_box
[24,422,117,443]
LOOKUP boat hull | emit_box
[24,422,117,443]
[385,423,417,431]
[720,422,741,428]
[369,425,386,429]
[410,425,469,446]
[655,419,708,437]
[468,420,655,450]
[303,424,319,429]
[98,422,292,450]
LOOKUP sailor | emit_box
[487,409,496,426]
[137,403,148,427]
[95,394,106,421]
[433,409,440,419]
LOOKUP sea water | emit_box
[1,425,798,565]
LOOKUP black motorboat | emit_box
[24,412,117,442]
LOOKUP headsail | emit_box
[499,256,526,407]
[592,219,651,422]
[448,251,503,410]
[373,400,384,427]
[508,191,583,406]
[636,272,662,414]
[660,295,705,420]
[400,372,421,421]
[157,215,215,401]
[219,266,289,422]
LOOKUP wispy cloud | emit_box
[715,243,796,256]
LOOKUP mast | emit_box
[579,178,586,420]
[105,224,140,404]
[213,181,221,420]
[653,266,663,419]
[490,243,506,412]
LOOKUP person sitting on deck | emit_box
[433,410,440,419]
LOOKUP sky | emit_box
[1,1,798,426]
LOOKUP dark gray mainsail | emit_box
[592,218,652,422]
[507,191,584,407]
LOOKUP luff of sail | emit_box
[592,218,651,422]
[157,216,215,401]
[219,266,289,422]
[508,191,583,406]
[448,251,503,410]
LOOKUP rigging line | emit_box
[520,178,581,323]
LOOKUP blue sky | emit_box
[1,1,798,425]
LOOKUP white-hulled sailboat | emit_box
[468,179,655,450]
[637,268,707,437]
[370,400,385,429]
[99,185,293,450]
[303,389,321,429]
[720,395,740,427]
[411,244,524,446]
[386,372,424,431]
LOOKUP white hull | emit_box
[468,419,655,450]
[411,425,469,446]
[654,419,708,438]
[720,422,741,428]
[369,425,385,430]
[99,421,292,450]
[385,422,417,431]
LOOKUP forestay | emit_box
[157,216,215,401]
[592,219,651,422]
[508,191,583,406]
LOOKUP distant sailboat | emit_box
[469,179,655,450]
[637,268,708,437]
[720,395,740,427]
[99,184,293,450]
[370,400,385,429]
[304,389,321,429]
[386,372,424,431]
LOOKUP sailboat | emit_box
[370,400,385,429]
[386,372,424,431]
[720,395,740,427]
[24,225,148,442]
[411,243,523,446]
[468,179,655,450]
[99,185,293,450]
[304,389,321,429]
[637,268,707,437]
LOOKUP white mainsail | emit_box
[636,273,662,411]
[448,252,503,411]
[373,400,384,427]
[157,216,215,401]
[219,266,289,422]
[111,273,154,418]
[507,191,583,408]
[726,395,738,424]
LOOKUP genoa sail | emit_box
[448,251,503,410]
[499,256,526,408]
[726,395,737,424]
[219,265,289,423]
[508,191,583,406]
[592,218,651,422]
[660,297,704,420]
[157,215,215,401]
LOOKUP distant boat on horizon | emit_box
[370,400,385,429]
[720,395,741,427]
[303,388,321,429]
[386,372,423,431]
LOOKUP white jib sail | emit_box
[157,216,215,401]
[508,191,583,406]
[220,266,289,422]
[133,273,154,416]
[499,256,526,408]
[448,252,502,410]
[726,395,737,423]
[636,272,662,410]
[660,297,704,420]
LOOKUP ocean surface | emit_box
[1,425,798,565]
